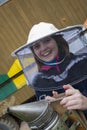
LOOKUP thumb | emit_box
[63,84,75,96]
[63,84,73,91]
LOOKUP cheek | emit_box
[34,50,40,57]
[51,42,58,51]
[53,45,58,54]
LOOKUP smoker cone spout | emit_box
[8,100,56,129]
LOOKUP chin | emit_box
[43,56,54,62]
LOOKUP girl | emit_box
[12,22,87,117]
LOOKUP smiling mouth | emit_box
[42,50,52,57]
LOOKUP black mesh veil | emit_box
[12,25,87,91]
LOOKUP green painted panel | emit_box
[0,81,17,101]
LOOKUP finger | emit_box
[63,85,77,96]
[60,97,81,109]
[62,104,81,110]
[45,96,55,101]
[63,84,74,91]
[52,91,59,98]
[67,104,81,110]
[60,95,76,105]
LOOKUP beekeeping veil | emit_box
[11,22,87,91]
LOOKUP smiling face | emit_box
[32,37,58,62]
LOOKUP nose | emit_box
[40,42,47,51]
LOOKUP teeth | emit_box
[44,52,50,56]
[42,49,51,56]
[43,50,51,56]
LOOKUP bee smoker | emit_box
[8,100,59,130]
[8,100,87,130]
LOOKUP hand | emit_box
[45,91,59,102]
[60,84,87,110]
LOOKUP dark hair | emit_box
[31,35,70,71]
[52,35,69,58]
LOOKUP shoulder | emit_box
[64,53,87,75]
[71,53,87,59]
[70,53,87,65]
[76,53,87,59]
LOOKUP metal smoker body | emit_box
[8,100,87,130]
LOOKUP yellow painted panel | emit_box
[7,59,22,77]
[13,74,27,89]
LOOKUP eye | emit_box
[33,43,40,50]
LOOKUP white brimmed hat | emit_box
[12,22,59,56]
[26,22,59,45]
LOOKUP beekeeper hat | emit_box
[12,22,59,56]
[26,22,59,46]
